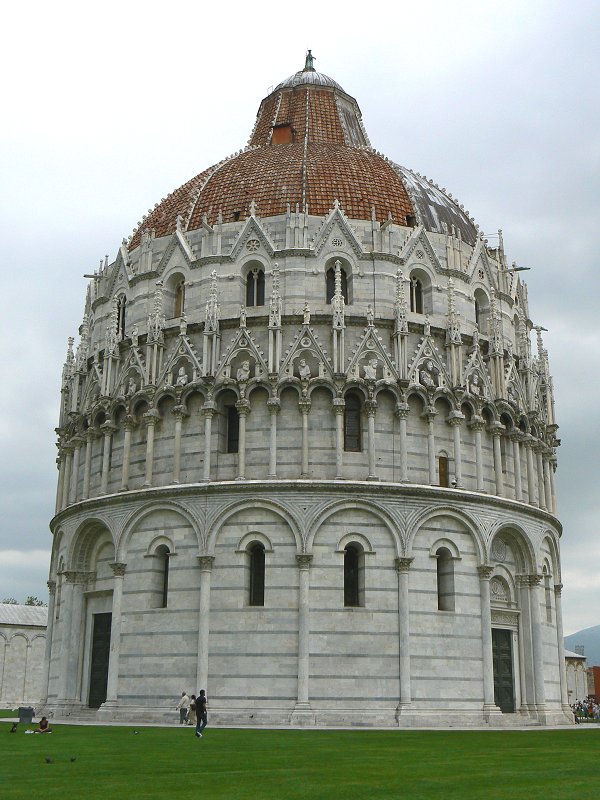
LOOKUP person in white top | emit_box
[176,691,190,724]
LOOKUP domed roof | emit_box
[129,55,479,250]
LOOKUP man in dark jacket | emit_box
[195,690,207,738]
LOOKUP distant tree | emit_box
[25,596,47,607]
[2,598,18,604]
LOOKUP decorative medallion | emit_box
[415,249,425,259]
[331,237,343,248]
[246,239,260,252]
[478,268,485,280]
[490,578,507,599]
[492,538,507,562]
[301,337,311,347]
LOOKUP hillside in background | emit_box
[565,624,600,666]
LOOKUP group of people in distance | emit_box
[176,690,207,737]
[572,697,600,723]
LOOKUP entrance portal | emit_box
[492,627,515,712]
[88,612,112,708]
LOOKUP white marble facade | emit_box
[43,59,570,727]
[0,605,47,708]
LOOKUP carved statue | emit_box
[469,373,482,396]
[303,302,311,325]
[176,366,188,386]
[179,315,187,336]
[239,306,247,328]
[366,304,374,326]
[363,358,378,380]
[237,360,251,382]
[298,358,311,380]
[419,359,437,388]
[127,376,137,396]
[131,326,139,347]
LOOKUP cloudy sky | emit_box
[1,1,598,636]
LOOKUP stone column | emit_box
[236,400,250,480]
[395,403,409,482]
[525,437,536,506]
[143,411,160,488]
[424,409,437,485]
[470,417,485,492]
[103,562,126,707]
[490,425,504,497]
[172,406,188,484]
[448,412,464,487]
[511,433,523,501]
[528,574,546,712]
[267,399,280,478]
[365,400,378,481]
[291,554,315,724]
[59,571,87,703]
[202,403,215,481]
[57,576,73,702]
[39,580,57,705]
[517,575,535,712]
[553,584,570,712]
[69,438,83,505]
[478,566,501,717]
[535,446,546,510]
[395,557,413,716]
[196,556,215,693]
[82,429,95,500]
[549,458,558,515]
[333,398,345,479]
[100,422,116,495]
[543,455,553,514]
[299,399,311,478]
[120,416,135,491]
[62,446,73,509]
[55,454,66,514]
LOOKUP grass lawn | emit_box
[0,723,598,799]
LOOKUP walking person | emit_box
[187,694,197,727]
[195,689,207,737]
[176,691,190,724]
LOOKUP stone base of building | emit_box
[42,702,573,728]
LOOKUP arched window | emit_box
[344,393,362,452]
[344,543,364,607]
[248,542,265,606]
[227,406,239,453]
[410,277,423,314]
[246,268,265,307]
[155,544,170,609]
[174,280,185,318]
[116,295,127,339]
[438,455,449,487]
[326,267,349,304]
[473,289,490,334]
[436,547,455,611]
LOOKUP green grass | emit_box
[1,723,599,799]
[0,709,17,718]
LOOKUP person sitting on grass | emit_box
[34,717,52,734]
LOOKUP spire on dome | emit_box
[304,50,316,72]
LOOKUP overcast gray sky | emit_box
[1,0,598,635]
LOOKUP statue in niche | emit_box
[472,326,480,350]
[419,359,437,388]
[366,304,374,326]
[239,306,247,328]
[127,376,137,396]
[176,366,188,386]
[179,315,187,336]
[303,302,311,325]
[236,360,251,382]
[363,358,378,381]
[507,383,516,404]
[298,358,311,380]
[131,326,139,347]
[468,373,482,396]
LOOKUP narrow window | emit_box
[544,568,552,623]
[117,296,127,339]
[410,277,423,314]
[436,547,455,611]
[344,394,362,452]
[474,298,481,328]
[156,545,170,609]
[326,267,348,304]
[246,268,265,307]
[344,544,361,607]
[249,542,265,606]
[438,455,449,487]
[227,406,239,453]
[174,280,185,317]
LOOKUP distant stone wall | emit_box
[0,623,46,708]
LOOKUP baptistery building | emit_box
[43,54,570,726]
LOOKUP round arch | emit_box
[117,501,203,561]
[306,498,402,556]
[206,497,302,555]
[487,521,537,573]
[406,506,485,565]
[68,517,116,572]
